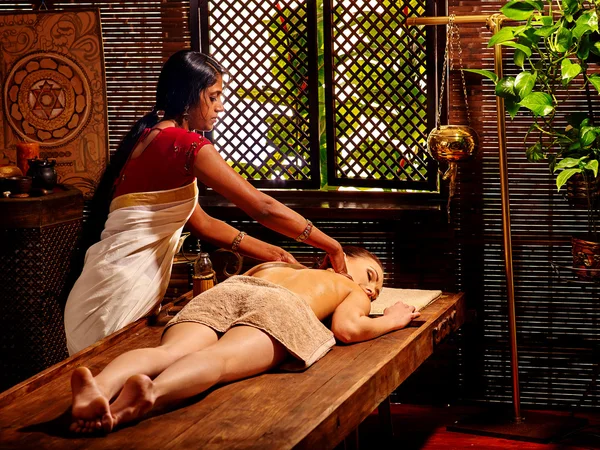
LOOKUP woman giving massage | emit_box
[64,50,350,355]
[69,246,420,433]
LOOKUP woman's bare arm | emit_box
[185,204,297,263]
[193,145,346,273]
[330,290,420,343]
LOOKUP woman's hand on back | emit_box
[320,249,349,278]
[271,247,298,264]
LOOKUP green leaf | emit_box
[561,58,582,85]
[526,141,544,162]
[522,27,541,46]
[527,0,544,8]
[556,27,573,52]
[539,15,553,26]
[585,159,599,178]
[580,118,592,129]
[578,34,591,60]
[555,157,585,170]
[556,168,582,190]
[588,74,600,94]
[505,97,521,119]
[501,40,533,56]
[515,71,537,98]
[581,126,597,147]
[514,48,526,67]
[561,0,579,16]
[462,69,498,84]
[534,24,559,37]
[573,11,598,39]
[496,77,517,98]
[488,27,516,47]
[500,0,538,20]
[518,92,554,116]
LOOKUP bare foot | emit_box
[70,367,110,433]
[107,374,155,432]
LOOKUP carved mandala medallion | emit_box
[3,52,91,147]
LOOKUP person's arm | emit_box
[185,204,298,263]
[330,290,420,344]
[193,145,347,273]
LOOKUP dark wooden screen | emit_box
[204,215,456,290]
[324,0,438,190]
[0,0,192,158]
[450,0,600,409]
[199,0,439,190]
[197,0,320,189]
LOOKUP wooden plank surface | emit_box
[0,293,465,450]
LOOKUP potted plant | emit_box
[468,0,600,279]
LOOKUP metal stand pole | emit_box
[406,13,587,443]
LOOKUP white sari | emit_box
[64,182,198,355]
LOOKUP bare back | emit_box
[244,262,364,320]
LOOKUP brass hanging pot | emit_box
[427,15,479,219]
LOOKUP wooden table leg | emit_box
[378,395,394,439]
[343,427,360,450]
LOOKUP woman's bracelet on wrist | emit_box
[295,219,313,242]
[231,231,247,252]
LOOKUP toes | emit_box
[101,412,114,434]
[70,417,105,434]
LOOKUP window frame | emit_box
[193,0,446,193]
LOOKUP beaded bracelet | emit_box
[295,219,313,242]
[231,231,247,252]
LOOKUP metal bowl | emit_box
[5,176,32,194]
[427,125,479,162]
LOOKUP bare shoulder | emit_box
[335,285,372,315]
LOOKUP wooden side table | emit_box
[0,185,83,391]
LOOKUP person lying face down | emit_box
[69,246,420,434]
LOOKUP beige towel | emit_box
[165,276,335,370]
[370,287,442,316]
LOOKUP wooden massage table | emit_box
[0,291,465,449]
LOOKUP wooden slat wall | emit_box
[449,0,600,408]
[201,215,458,293]
[0,1,191,157]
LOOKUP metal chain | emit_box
[435,14,471,128]
[435,15,452,129]
[453,17,471,126]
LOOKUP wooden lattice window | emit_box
[199,0,437,191]
[197,0,319,189]
[324,0,437,189]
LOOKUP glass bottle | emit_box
[193,252,216,296]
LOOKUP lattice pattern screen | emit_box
[204,0,320,188]
[326,0,435,189]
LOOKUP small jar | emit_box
[26,158,57,191]
[193,252,216,296]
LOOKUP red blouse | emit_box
[113,127,211,198]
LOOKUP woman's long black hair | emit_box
[81,51,226,252]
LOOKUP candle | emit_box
[16,142,40,176]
